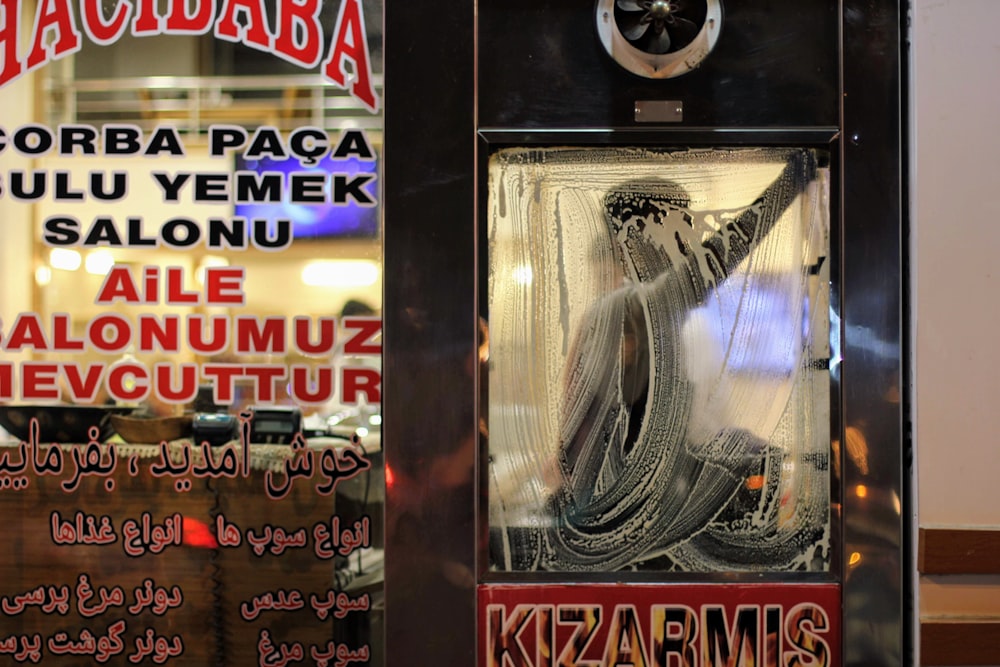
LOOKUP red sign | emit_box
[479,583,840,667]
[0,0,379,111]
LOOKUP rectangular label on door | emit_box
[479,583,840,667]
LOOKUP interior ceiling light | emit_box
[85,250,115,275]
[35,266,52,286]
[49,248,82,271]
[196,255,230,285]
[301,260,379,288]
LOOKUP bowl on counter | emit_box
[110,414,194,444]
[0,404,135,443]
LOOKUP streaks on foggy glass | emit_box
[486,147,831,573]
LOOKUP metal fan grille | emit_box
[596,0,721,79]
[613,0,709,55]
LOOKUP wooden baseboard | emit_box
[919,528,1000,575]
[920,528,1000,664]
[921,620,1000,665]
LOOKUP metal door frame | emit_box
[383,1,908,664]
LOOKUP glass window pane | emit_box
[487,146,831,573]
[0,5,384,663]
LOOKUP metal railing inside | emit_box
[44,74,383,137]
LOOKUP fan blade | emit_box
[616,0,646,11]
[667,15,700,42]
[618,14,649,42]
[620,14,652,41]
[648,25,672,53]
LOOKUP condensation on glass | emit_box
[486,147,831,573]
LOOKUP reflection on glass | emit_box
[487,147,831,572]
[0,9,385,663]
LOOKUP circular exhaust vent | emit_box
[596,0,722,79]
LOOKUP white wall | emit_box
[912,0,1000,620]
[913,0,1000,530]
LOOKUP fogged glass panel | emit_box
[487,147,830,573]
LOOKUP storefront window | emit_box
[0,1,383,663]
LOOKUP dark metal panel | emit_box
[383,0,478,664]
[384,0,908,664]
[478,128,841,145]
[841,0,908,665]
[478,0,840,129]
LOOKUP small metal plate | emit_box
[634,100,684,123]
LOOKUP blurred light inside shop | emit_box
[301,260,379,287]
